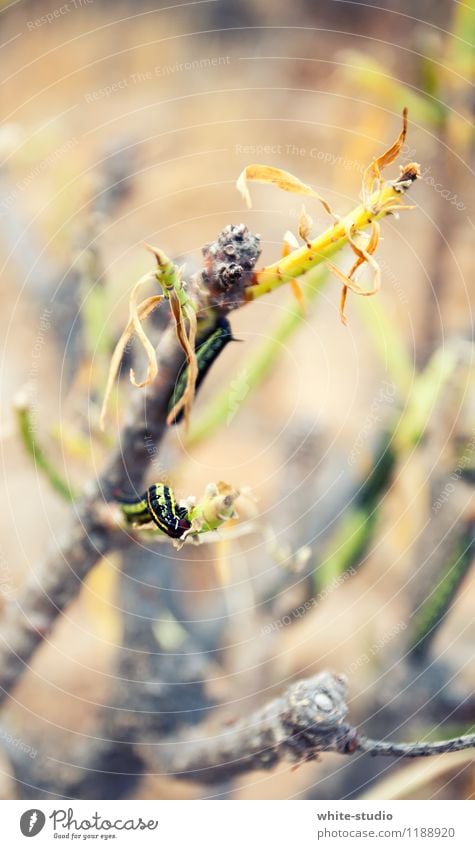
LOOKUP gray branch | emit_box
[0,328,187,705]
[4,668,475,796]
[140,668,475,784]
[140,672,357,784]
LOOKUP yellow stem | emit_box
[246,176,417,301]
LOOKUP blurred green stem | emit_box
[339,52,445,127]
[315,345,460,587]
[394,346,459,450]
[15,392,76,502]
[353,295,413,397]
[408,519,474,661]
[316,432,394,589]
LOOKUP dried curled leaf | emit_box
[347,221,381,279]
[298,206,314,243]
[101,242,200,431]
[166,302,198,427]
[236,164,333,215]
[100,274,162,430]
[327,221,381,324]
[282,230,299,253]
[362,108,408,208]
[191,481,239,530]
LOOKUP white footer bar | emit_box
[2,799,472,848]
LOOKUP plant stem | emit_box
[353,295,414,397]
[315,432,395,588]
[408,520,475,661]
[316,508,377,589]
[394,346,459,450]
[315,345,459,588]
[14,392,76,503]
[245,170,418,302]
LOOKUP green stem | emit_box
[449,0,475,79]
[408,522,474,661]
[394,346,459,450]
[353,295,414,397]
[340,52,445,127]
[316,508,377,589]
[315,432,395,589]
[15,394,76,503]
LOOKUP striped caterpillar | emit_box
[168,316,236,425]
[118,483,191,539]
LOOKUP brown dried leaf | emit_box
[166,302,198,427]
[362,108,408,204]
[290,280,306,313]
[327,257,381,298]
[282,230,299,254]
[99,275,162,430]
[237,164,333,215]
[347,221,381,278]
[298,206,314,243]
[331,221,381,323]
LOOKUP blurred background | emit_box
[0,0,473,800]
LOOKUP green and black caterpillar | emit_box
[118,483,192,539]
[168,316,236,424]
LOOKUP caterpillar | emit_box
[117,483,192,539]
[168,316,236,424]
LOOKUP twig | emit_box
[0,509,116,704]
[357,734,475,758]
[360,749,475,801]
[316,342,461,589]
[139,672,356,783]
